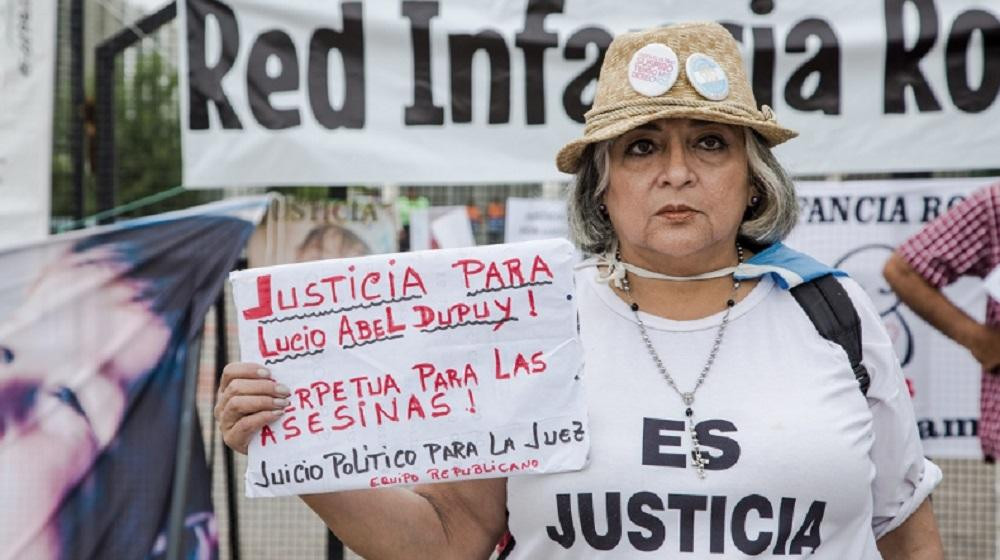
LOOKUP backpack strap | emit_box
[790,274,871,396]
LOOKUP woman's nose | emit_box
[657,145,695,189]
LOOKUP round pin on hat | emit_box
[685,52,729,101]
[627,43,679,97]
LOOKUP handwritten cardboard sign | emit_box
[230,239,588,497]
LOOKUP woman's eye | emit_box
[697,135,727,150]
[625,139,655,156]
[0,346,13,365]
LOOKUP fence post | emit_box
[70,0,85,223]
[93,1,177,223]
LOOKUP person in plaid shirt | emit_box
[884,182,1000,461]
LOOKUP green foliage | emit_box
[49,42,370,227]
[114,47,215,218]
[51,44,216,227]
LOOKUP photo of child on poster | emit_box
[0,199,267,559]
[248,196,398,267]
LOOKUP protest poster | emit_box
[429,207,476,249]
[0,197,268,558]
[787,178,992,458]
[408,206,475,251]
[247,195,398,267]
[229,239,588,496]
[505,198,569,243]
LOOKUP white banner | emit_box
[230,239,587,496]
[179,0,1000,187]
[0,0,55,247]
[788,177,997,459]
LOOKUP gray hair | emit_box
[567,130,799,255]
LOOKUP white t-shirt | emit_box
[506,269,941,559]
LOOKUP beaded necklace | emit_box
[621,244,743,479]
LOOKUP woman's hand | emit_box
[214,362,291,454]
[214,363,510,559]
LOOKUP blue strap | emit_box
[736,242,848,289]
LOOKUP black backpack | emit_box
[791,273,872,396]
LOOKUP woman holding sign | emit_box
[217,22,943,558]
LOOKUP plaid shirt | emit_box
[898,182,1000,458]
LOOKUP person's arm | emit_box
[837,278,944,554]
[876,498,943,560]
[301,478,507,560]
[884,252,1000,370]
[215,362,508,560]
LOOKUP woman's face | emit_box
[604,118,751,269]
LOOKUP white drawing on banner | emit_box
[834,244,914,367]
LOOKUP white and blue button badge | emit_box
[627,43,730,101]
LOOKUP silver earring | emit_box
[750,195,761,206]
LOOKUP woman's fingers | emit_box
[215,362,292,455]
[215,378,288,421]
[219,362,272,392]
[222,378,290,402]
[219,394,288,428]
[223,409,284,455]
[216,362,288,404]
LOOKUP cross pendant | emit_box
[688,414,708,479]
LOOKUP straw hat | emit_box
[556,21,797,174]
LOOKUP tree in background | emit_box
[51,43,214,227]
[114,47,211,217]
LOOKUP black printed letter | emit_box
[308,2,365,129]
[627,492,665,551]
[516,0,563,124]
[884,0,942,113]
[785,18,841,114]
[945,10,1000,113]
[247,30,300,129]
[668,494,708,553]
[772,497,797,554]
[732,494,774,555]
[449,31,511,123]
[695,419,741,470]
[789,501,826,554]
[402,1,444,125]
[186,0,242,129]
[562,27,612,123]
[578,493,622,550]
[753,26,776,109]
[545,493,576,548]
[642,417,686,468]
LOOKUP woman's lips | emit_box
[656,205,696,221]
